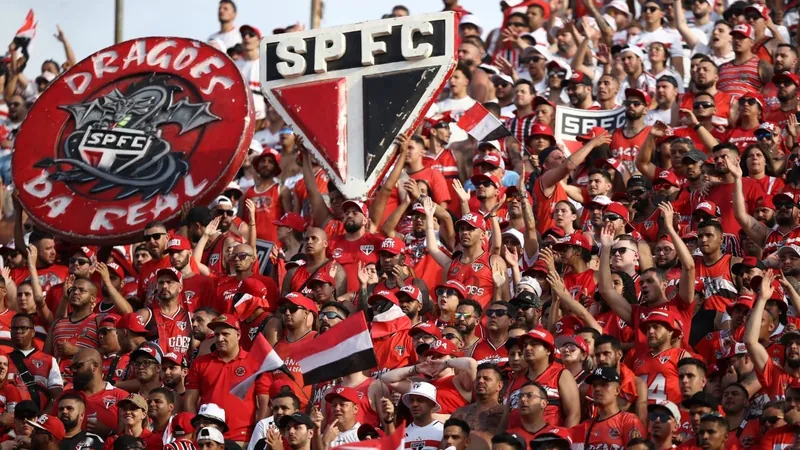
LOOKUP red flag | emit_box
[15,10,37,40]
[229,333,284,398]
[338,424,405,450]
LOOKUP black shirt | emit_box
[60,431,104,450]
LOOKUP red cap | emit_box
[171,412,196,436]
[409,321,443,339]
[595,158,624,173]
[28,414,66,441]
[529,123,556,141]
[106,262,125,280]
[279,292,319,313]
[470,173,501,189]
[553,232,592,252]
[654,170,680,188]
[309,270,336,287]
[367,289,400,306]
[380,237,406,256]
[528,258,549,275]
[423,339,462,357]
[576,127,608,143]
[397,284,422,303]
[342,200,368,216]
[757,195,776,211]
[744,3,770,19]
[519,326,555,351]
[240,24,262,39]
[99,313,121,327]
[694,201,721,218]
[118,313,148,334]
[255,147,282,172]
[162,351,185,367]
[726,294,755,315]
[455,212,487,230]
[603,202,630,219]
[473,153,503,168]
[639,310,682,337]
[78,246,98,263]
[155,267,182,285]
[208,314,241,332]
[411,203,426,215]
[166,236,192,252]
[325,386,361,404]
[273,213,307,233]
[740,92,764,108]
[435,280,468,299]
[773,71,800,87]
[555,334,589,353]
[542,226,567,239]
[732,23,755,39]
[625,88,652,105]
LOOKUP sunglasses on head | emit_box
[739,97,759,106]
[693,101,714,109]
[279,304,306,314]
[624,99,644,107]
[486,309,509,318]
[215,209,235,217]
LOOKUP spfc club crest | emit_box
[209,254,220,267]
[176,321,187,331]
[249,327,259,341]
[361,245,375,256]
[659,355,671,364]
[32,359,44,368]
[395,345,405,356]
[472,263,484,272]
[644,220,654,230]
[103,397,117,408]
[13,37,254,244]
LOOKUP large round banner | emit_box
[13,37,255,244]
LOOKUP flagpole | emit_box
[114,0,123,44]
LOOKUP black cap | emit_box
[781,331,800,346]
[682,391,719,410]
[185,206,212,226]
[658,75,679,88]
[643,0,663,7]
[278,412,316,429]
[712,142,740,155]
[585,366,621,384]
[627,175,652,189]
[732,259,767,276]
[14,400,40,419]
[511,291,542,308]
[357,424,384,440]
[682,149,707,163]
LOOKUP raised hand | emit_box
[657,202,675,231]
[679,108,700,127]
[491,257,507,288]
[54,25,66,43]
[650,121,670,138]
[452,179,470,204]
[357,261,370,288]
[599,222,616,247]
[26,244,37,269]
[403,179,421,201]
[503,245,520,268]
[588,131,612,148]
[95,262,111,284]
[422,196,436,218]
[546,272,567,296]
[205,216,222,236]
[381,397,396,424]
[245,199,257,222]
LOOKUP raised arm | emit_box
[547,272,602,332]
[729,159,769,245]
[423,197,451,267]
[95,263,133,315]
[381,182,412,238]
[26,245,53,324]
[55,26,77,68]
[744,272,775,372]
[635,125,665,181]
[369,134,411,232]
[658,202,695,305]
[299,142,335,228]
[672,0,700,48]
[452,179,472,217]
[598,223,633,323]
[540,133,612,195]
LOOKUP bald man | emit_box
[69,348,130,437]
[282,227,346,298]
[215,244,280,314]
[46,278,100,376]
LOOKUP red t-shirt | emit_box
[215,274,278,314]
[181,273,218,313]
[244,183,284,244]
[329,233,385,293]
[273,331,318,409]
[11,265,69,299]
[703,178,766,235]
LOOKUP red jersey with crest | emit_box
[244,183,284,244]
[506,364,567,427]
[471,338,509,366]
[239,311,271,352]
[446,251,494,308]
[102,352,130,385]
[532,178,569,235]
[289,261,334,297]
[702,178,766,236]
[564,269,596,308]
[273,331,317,408]
[137,256,172,307]
[755,424,800,450]
[756,357,796,400]
[764,226,800,257]
[10,265,69,299]
[144,305,192,357]
[372,330,415,376]
[329,233,385,293]
[216,274,278,314]
[715,126,761,154]
[200,234,227,276]
[53,313,99,374]
[610,126,651,175]
[633,347,688,405]
[181,273,218,313]
[695,254,737,312]
[7,349,62,410]
[630,209,661,244]
[80,382,131,431]
[570,411,645,450]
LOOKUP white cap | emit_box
[211,195,234,209]
[517,277,543,298]
[602,14,619,32]
[249,139,263,155]
[196,427,225,444]
[492,72,514,85]
[621,45,645,60]
[460,15,483,35]
[402,382,441,412]
[502,228,525,248]
[196,403,226,423]
[648,401,681,422]
[603,0,632,17]
[549,17,566,38]
[224,181,243,193]
[589,195,612,207]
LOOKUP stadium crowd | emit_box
[4,0,800,450]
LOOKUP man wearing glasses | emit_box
[7,314,62,411]
[42,246,98,315]
[136,221,172,307]
[135,269,192,358]
[646,401,681,450]
[271,293,318,410]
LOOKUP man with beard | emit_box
[93,263,131,316]
[9,229,68,301]
[137,221,172,307]
[166,236,218,313]
[48,278,99,377]
[58,391,103,450]
[616,47,656,106]
[71,349,130,437]
[318,302,348,334]
[581,195,611,236]
[626,175,659,243]
[653,235,681,301]
[721,383,760,445]
[269,293,318,409]
[328,200,387,293]
[765,71,800,131]
[207,0,240,50]
[518,46,548,96]
[7,313,62,412]
[42,246,99,315]
[148,387,176,444]
[695,295,754,368]
[455,299,483,355]
[553,27,578,62]
[566,73,595,110]
[136,269,192,358]
[763,45,799,110]
[735,181,800,262]
[457,41,492,103]
[593,335,648,423]
[632,311,689,406]
[216,243,279,312]
[505,382,568,442]
[115,313,149,357]
[279,413,316,450]
[97,314,129,385]
[132,244,152,275]
[665,95,722,155]
[190,307,218,358]
[504,80,535,144]
[745,273,800,402]
[610,89,651,175]
[242,148,290,244]
[161,352,187,406]
[396,286,425,327]
[491,74,515,117]
[719,24,773,97]
[373,237,426,295]
[680,58,733,129]
[283,228,345,300]
[451,363,504,434]
[703,144,765,237]
[645,76,678,125]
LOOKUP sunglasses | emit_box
[228,252,253,261]
[454,312,473,320]
[745,12,763,21]
[603,214,623,221]
[476,180,496,188]
[279,304,306,314]
[693,101,714,109]
[8,102,22,107]
[644,6,661,12]
[628,189,646,196]
[443,332,462,342]
[516,304,534,311]
[70,257,90,266]
[242,30,258,38]
[521,56,546,64]
[320,311,343,320]
[612,247,632,256]
[215,210,235,217]
[776,79,796,87]
[508,21,527,27]
[755,132,773,141]
[144,232,166,241]
[762,416,783,425]
[493,82,511,89]
[624,100,644,107]
[549,71,567,78]
[486,309,509,318]
[437,288,462,297]
[775,201,796,210]
[649,411,672,422]
[739,97,759,106]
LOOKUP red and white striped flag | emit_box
[229,333,285,398]
[339,424,405,450]
[294,311,378,385]
[15,10,37,41]
[457,103,513,142]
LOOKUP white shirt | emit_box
[330,422,360,448]
[433,96,477,143]
[235,58,266,120]
[208,27,242,51]
[691,43,735,66]
[629,27,684,71]
[644,107,673,126]
[254,128,281,149]
[616,72,658,105]
[247,417,275,450]
[404,420,443,450]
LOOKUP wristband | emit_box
[693,123,702,131]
